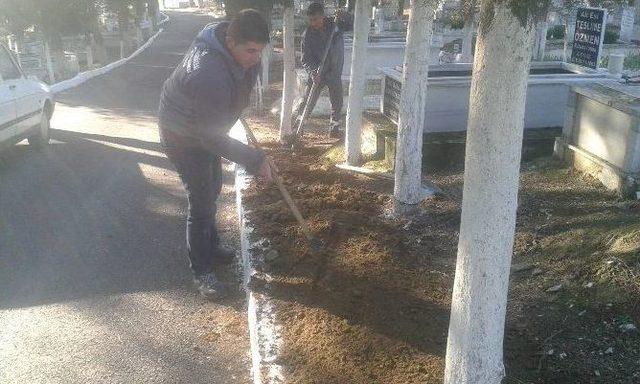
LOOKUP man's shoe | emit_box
[195,272,227,298]
[212,244,236,265]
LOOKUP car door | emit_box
[0,50,17,143]
[0,46,42,135]
[0,46,24,143]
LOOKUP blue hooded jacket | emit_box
[158,22,263,173]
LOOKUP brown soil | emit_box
[241,114,640,384]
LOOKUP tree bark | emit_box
[345,0,370,166]
[461,13,474,62]
[280,5,296,141]
[563,15,569,62]
[48,34,65,82]
[533,19,548,61]
[347,0,356,12]
[87,1,106,64]
[86,44,94,69]
[148,0,160,31]
[13,32,24,65]
[261,42,271,95]
[44,41,56,84]
[444,2,535,383]
[393,0,434,213]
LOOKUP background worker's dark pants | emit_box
[295,76,343,125]
[160,130,223,277]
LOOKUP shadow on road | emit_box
[0,130,188,310]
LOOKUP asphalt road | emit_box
[0,11,251,384]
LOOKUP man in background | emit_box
[294,2,352,139]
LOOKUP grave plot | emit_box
[237,114,639,384]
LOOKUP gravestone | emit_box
[619,6,635,42]
[570,7,607,70]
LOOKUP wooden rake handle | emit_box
[240,119,316,244]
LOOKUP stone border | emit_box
[51,12,170,94]
[158,12,170,27]
[554,136,638,197]
[232,121,285,384]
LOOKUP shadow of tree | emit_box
[0,131,186,309]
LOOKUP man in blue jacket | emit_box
[294,2,351,138]
[158,9,274,298]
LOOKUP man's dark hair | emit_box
[227,9,269,44]
[307,2,324,16]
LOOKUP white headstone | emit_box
[608,53,624,77]
[620,7,635,42]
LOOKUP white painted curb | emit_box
[158,12,170,26]
[232,120,285,384]
[51,12,170,94]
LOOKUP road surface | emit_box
[0,11,251,384]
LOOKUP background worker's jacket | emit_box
[301,15,352,82]
[158,22,263,173]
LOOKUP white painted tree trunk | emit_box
[345,0,370,166]
[280,5,296,140]
[393,0,434,212]
[120,40,125,59]
[533,20,548,61]
[461,14,474,62]
[136,26,144,48]
[7,35,14,52]
[444,3,535,383]
[255,76,264,110]
[86,45,94,69]
[44,41,55,84]
[563,16,569,62]
[12,36,23,66]
[261,42,272,108]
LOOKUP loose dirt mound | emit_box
[242,115,639,383]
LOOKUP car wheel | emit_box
[28,105,51,147]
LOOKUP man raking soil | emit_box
[292,2,352,143]
[158,10,276,299]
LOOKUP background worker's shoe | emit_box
[194,272,228,298]
[329,119,344,139]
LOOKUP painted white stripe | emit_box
[235,120,285,384]
[51,12,171,94]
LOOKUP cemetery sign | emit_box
[570,7,607,69]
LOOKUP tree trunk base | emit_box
[391,200,421,218]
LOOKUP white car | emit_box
[0,43,55,150]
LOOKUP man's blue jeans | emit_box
[161,129,222,276]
